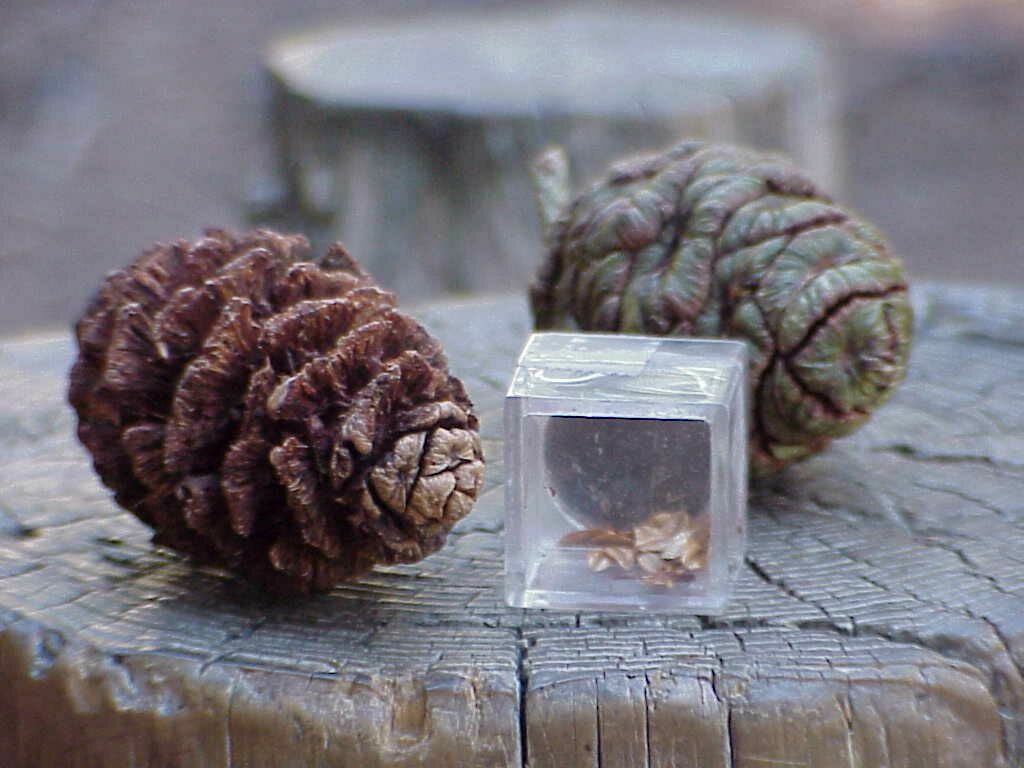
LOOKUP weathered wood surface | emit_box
[264,6,836,300]
[1,284,1023,767]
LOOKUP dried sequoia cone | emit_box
[530,141,913,477]
[68,229,484,593]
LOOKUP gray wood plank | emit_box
[1,285,1022,767]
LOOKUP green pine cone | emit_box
[530,140,913,477]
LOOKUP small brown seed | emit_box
[560,528,634,547]
[602,545,637,570]
[679,537,708,570]
[634,509,688,551]
[637,552,666,574]
[642,571,678,588]
[587,550,615,572]
[659,529,693,560]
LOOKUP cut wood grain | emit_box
[1,284,1022,767]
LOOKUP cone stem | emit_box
[530,146,571,237]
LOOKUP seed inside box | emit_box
[545,416,710,588]
[504,332,748,613]
[562,509,709,586]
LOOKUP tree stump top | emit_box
[2,284,1023,767]
[267,6,819,119]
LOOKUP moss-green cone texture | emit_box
[530,141,913,477]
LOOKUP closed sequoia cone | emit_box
[530,140,914,477]
[69,229,484,593]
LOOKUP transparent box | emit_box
[504,333,748,613]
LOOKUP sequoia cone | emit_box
[530,141,913,476]
[69,229,484,592]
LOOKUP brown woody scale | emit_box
[69,229,484,593]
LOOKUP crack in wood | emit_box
[516,625,530,768]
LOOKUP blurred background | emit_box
[2,0,1023,333]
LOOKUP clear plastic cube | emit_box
[504,333,748,613]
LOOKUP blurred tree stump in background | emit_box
[3,1,1024,332]
[262,6,836,299]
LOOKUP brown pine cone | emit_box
[69,229,484,593]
